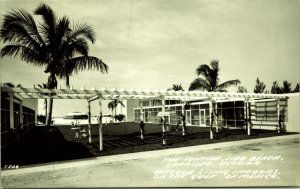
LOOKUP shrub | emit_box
[114,114,126,122]
[37,114,46,124]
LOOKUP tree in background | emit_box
[108,99,125,122]
[253,78,266,93]
[282,80,292,93]
[237,86,248,93]
[271,81,282,94]
[189,60,240,91]
[271,80,298,94]
[167,84,184,91]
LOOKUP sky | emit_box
[0,0,299,116]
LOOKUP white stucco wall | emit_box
[22,98,38,124]
[285,93,300,132]
[125,100,139,122]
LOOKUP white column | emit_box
[244,99,248,130]
[277,99,281,133]
[214,102,218,133]
[99,96,103,151]
[139,100,144,139]
[181,103,186,136]
[209,100,213,139]
[162,98,167,145]
[88,101,92,143]
[247,99,251,136]
[9,93,14,130]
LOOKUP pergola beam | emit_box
[2,87,288,99]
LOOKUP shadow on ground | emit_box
[1,122,297,167]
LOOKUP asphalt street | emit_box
[1,135,299,188]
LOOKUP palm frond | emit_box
[1,44,47,66]
[189,78,210,91]
[56,16,70,46]
[62,37,89,58]
[209,60,219,89]
[196,64,211,78]
[0,10,45,50]
[217,79,240,90]
[117,100,125,107]
[34,4,56,44]
[70,22,95,43]
[66,56,108,74]
[108,101,115,110]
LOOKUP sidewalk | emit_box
[2,134,299,176]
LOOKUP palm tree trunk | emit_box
[46,97,53,127]
[66,74,70,88]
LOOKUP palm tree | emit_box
[189,60,240,91]
[270,81,282,94]
[282,80,292,93]
[189,60,240,139]
[253,78,266,93]
[0,4,108,127]
[108,99,125,121]
[167,84,184,91]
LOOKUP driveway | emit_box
[1,135,299,188]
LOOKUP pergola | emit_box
[2,85,289,150]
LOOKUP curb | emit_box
[2,134,299,176]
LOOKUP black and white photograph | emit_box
[0,0,299,188]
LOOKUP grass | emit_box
[1,122,297,167]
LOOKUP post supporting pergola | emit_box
[99,95,103,151]
[214,101,218,133]
[139,100,144,140]
[162,98,167,145]
[246,98,251,136]
[276,99,281,133]
[181,103,186,136]
[244,99,248,131]
[209,100,213,139]
[87,100,92,143]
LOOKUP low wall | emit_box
[285,93,300,132]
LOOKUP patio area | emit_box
[1,122,296,167]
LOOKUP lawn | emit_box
[1,122,296,168]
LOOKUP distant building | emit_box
[128,94,299,132]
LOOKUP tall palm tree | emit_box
[0,4,108,127]
[189,60,240,139]
[189,60,240,91]
[167,84,184,91]
[108,99,125,121]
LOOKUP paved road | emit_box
[2,135,299,188]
